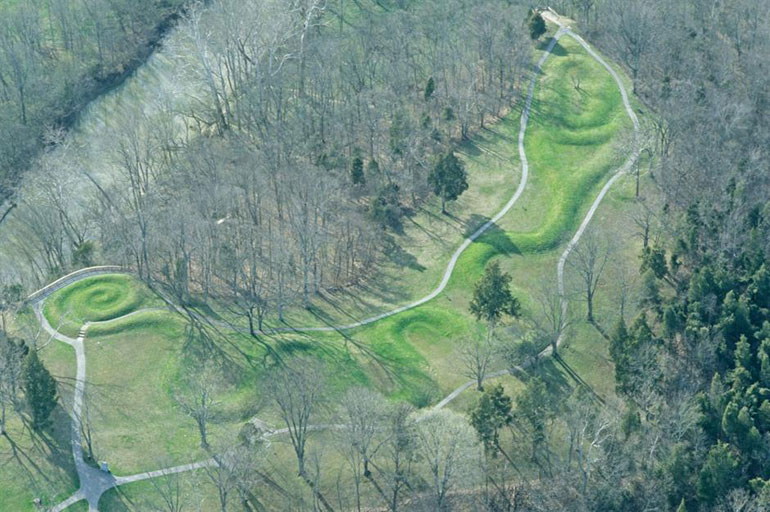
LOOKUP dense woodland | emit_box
[1,0,770,510]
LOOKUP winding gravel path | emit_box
[33,305,218,511]
[33,17,639,510]
[264,29,566,334]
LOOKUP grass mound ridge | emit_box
[43,274,160,337]
[504,36,629,254]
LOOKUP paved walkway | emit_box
[34,304,216,511]
[26,266,123,304]
[34,16,639,511]
[545,15,641,352]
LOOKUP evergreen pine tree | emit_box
[367,159,380,183]
[697,442,742,505]
[350,156,365,185]
[424,77,435,100]
[469,262,521,327]
[24,349,58,430]
[609,317,629,364]
[528,11,546,40]
[470,384,513,454]
[428,152,469,214]
[759,338,770,387]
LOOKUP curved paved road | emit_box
[35,306,112,512]
[35,32,561,506]
[35,304,217,511]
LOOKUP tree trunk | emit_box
[586,290,593,322]
[198,417,209,449]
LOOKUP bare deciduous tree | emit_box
[605,0,658,94]
[377,402,416,512]
[204,447,253,512]
[566,230,612,325]
[149,467,193,512]
[563,388,613,499]
[266,359,326,478]
[458,332,501,392]
[173,361,227,450]
[415,410,479,511]
[338,386,385,476]
[533,281,570,356]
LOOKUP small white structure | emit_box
[99,461,110,473]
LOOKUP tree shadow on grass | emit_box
[277,321,439,407]
[298,220,516,331]
[0,404,80,504]
[415,205,465,233]
[295,273,413,329]
[464,215,521,256]
[382,235,426,272]
[526,93,563,130]
[553,354,606,405]
[263,328,438,406]
[458,121,518,162]
[458,138,483,157]
[354,342,439,407]
[538,39,568,57]
[511,352,606,406]
[98,487,131,511]
[41,406,81,469]
[514,356,573,402]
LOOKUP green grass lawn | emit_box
[272,32,638,402]
[0,408,80,511]
[43,274,164,338]
[82,311,211,475]
[5,28,654,502]
[234,34,632,336]
[97,432,349,510]
[65,301,437,474]
[498,36,630,249]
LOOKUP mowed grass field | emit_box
[6,28,653,508]
[42,281,433,474]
